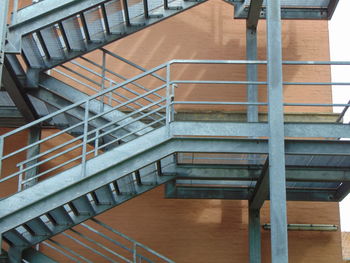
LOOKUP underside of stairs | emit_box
[0,126,176,261]
[6,0,206,72]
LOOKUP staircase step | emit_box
[47,207,74,226]
[93,185,115,205]
[70,196,96,217]
[3,230,30,247]
[24,218,53,237]
[8,0,206,70]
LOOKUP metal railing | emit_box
[41,218,175,263]
[50,48,166,122]
[0,60,350,199]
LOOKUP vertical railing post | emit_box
[94,130,99,157]
[81,101,90,177]
[11,0,19,24]
[108,80,113,106]
[246,28,259,123]
[133,243,137,263]
[0,136,4,179]
[18,164,23,192]
[266,0,288,262]
[0,0,10,87]
[166,63,171,135]
[100,50,107,111]
[171,84,175,122]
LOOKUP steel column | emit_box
[266,0,288,262]
[249,208,261,263]
[246,22,264,263]
[246,28,258,123]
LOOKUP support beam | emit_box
[23,127,41,189]
[3,59,37,122]
[171,165,350,182]
[249,159,269,210]
[0,0,9,89]
[247,0,264,30]
[249,208,261,263]
[8,247,22,263]
[165,186,336,201]
[334,182,350,201]
[266,0,288,262]
[327,0,339,19]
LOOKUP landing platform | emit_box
[228,0,339,20]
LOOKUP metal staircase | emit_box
[1,55,350,262]
[6,0,206,72]
[26,49,167,149]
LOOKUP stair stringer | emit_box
[36,73,155,136]
[0,126,170,235]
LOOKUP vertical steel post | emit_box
[0,0,9,87]
[249,208,261,263]
[266,0,288,262]
[171,84,175,122]
[11,0,19,24]
[94,130,99,156]
[0,233,2,256]
[133,243,137,263]
[166,63,171,135]
[246,28,259,123]
[81,101,90,177]
[18,164,23,192]
[0,136,4,178]
[100,51,106,112]
[247,25,261,263]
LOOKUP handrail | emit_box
[1,59,350,198]
[1,61,168,139]
[40,218,174,262]
[91,218,175,263]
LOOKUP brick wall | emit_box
[0,0,344,262]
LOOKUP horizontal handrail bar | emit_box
[42,241,80,262]
[63,232,116,262]
[19,103,165,177]
[70,228,130,263]
[47,238,92,263]
[78,56,164,99]
[167,59,350,65]
[2,83,166,163]
[67,60,165,118]
[173,101,268,105]
[0,62,168,139]
[283,61,350,65]
[101,48,167,83]
[20,107,166,183]
[170,59,267,64]
[172,80,267,85]
[91,218,175,263]
[53,67,163,121]
[283,82,350,86]
[284,103,350,107]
